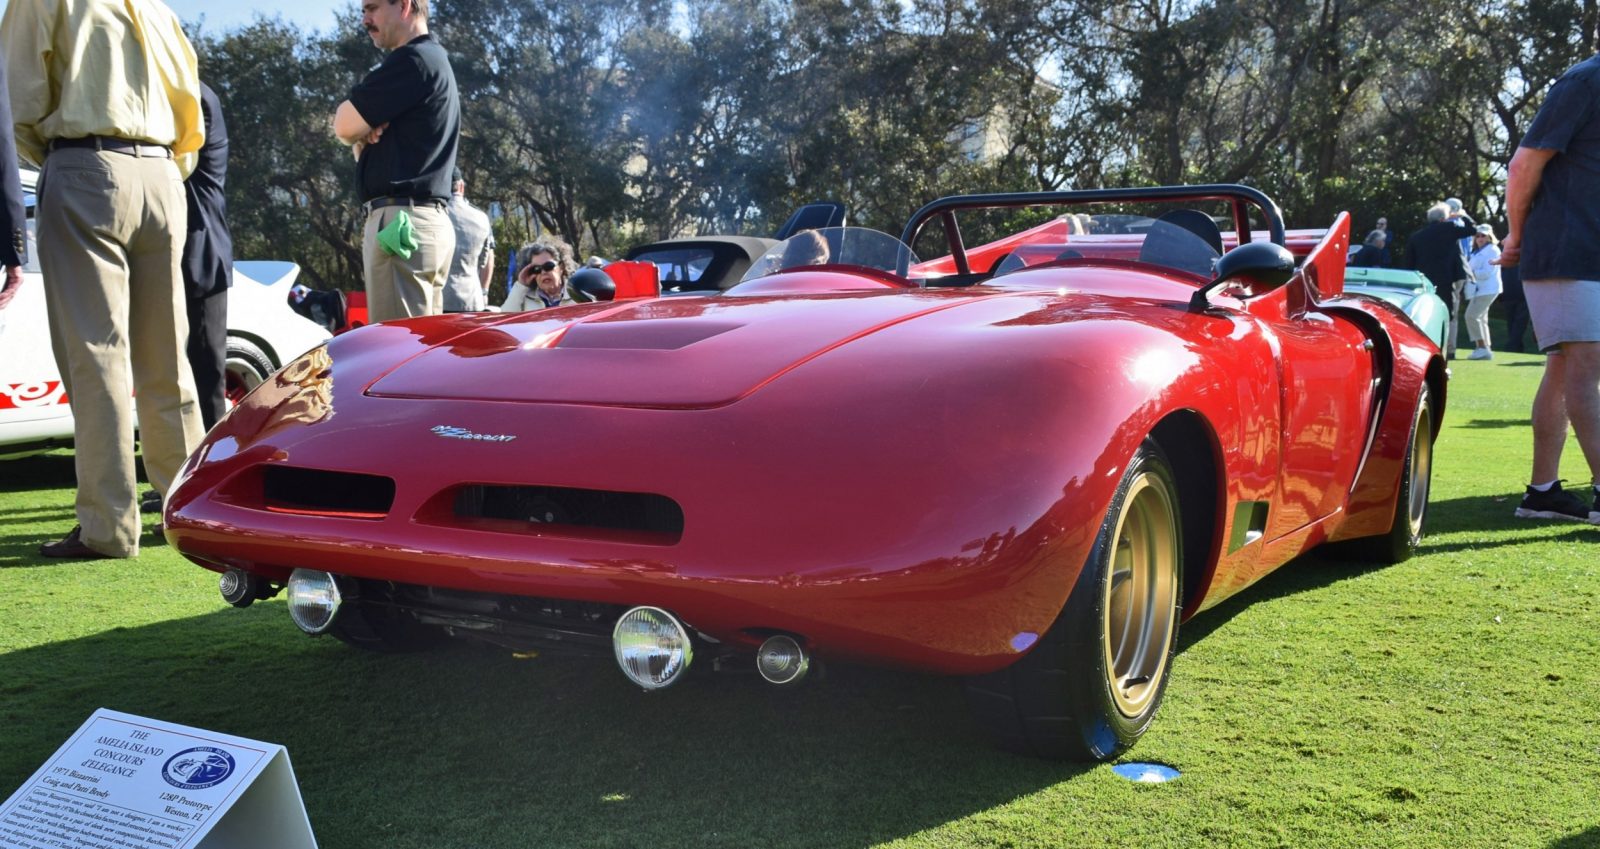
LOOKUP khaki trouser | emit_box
[1445,278,1467,357]
[362,203,455,322]
[37,147,204,557]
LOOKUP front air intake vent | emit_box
[442,484,684,545]
[262,466,396,519]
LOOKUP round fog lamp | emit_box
[756,634,810,685]
[612,606,693,690]
[286,569,342,634]
[219,570,245,601]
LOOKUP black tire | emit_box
[225,337,275,406]
[965,439,1183,761]
[328,601,444,653]
[1340,386,1434,564]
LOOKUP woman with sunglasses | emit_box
[503,238,580,310]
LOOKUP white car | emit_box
[0,169,331,457]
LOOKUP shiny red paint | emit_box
[165,208,1442,675]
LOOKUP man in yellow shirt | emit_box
[1,0,206,559]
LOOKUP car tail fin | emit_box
[1303,212,1352,300]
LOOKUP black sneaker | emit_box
[1514,481,1599,523]
[139,489,162,514]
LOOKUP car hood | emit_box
[365,287,989,409]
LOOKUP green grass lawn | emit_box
[2,352,1597,848]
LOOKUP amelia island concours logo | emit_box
[162,747,236,790]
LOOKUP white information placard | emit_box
[0,709,316,849]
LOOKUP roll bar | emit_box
[899,184,1287,277]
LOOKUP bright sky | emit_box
[162,0,348,34]
[0,1,349,35]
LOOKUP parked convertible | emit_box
[624,202,847,293]
[166,185,1444,761]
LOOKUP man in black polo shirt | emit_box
[333,0,459,322]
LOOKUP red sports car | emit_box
[165,185,1444,761]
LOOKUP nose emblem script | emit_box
[431,425,517,443]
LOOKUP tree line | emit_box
[194,0,1599,296]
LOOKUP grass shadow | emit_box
[0,522,74,568]
[0,451,76,492]
[0,607,1091,849]
[0,516,168,567]
[1178,553,1388,650]
[1422,492,1600,543]
[1175,488,1600,648]
[1459,417,1533,429]
[1178,487,1600,651]
[1547,827,1600,849]
[0,505,75,524]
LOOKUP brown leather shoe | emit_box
[39,526,113,559]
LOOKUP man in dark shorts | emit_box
[332,0,459,322]
[1500,52,1600,524]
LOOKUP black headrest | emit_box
[1139,210,1224,276]
[569,267,616,302]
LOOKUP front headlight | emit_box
[612,606,694,689]
[286,569,343,634]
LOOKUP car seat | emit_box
[1138,209,1223,276]
[290,288,347,334]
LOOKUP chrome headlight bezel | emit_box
[612,606,694,690]
[286,568,343,634]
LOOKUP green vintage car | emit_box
[1343,267,1448,351]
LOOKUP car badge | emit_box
[431,425,517,443]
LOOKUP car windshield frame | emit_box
[739,227,920,283]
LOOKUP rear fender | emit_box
[1316,295,1445,541]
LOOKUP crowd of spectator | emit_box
[1352,200,1520,358]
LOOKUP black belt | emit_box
[364,196,448,213]
[49,136,172,158]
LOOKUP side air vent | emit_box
[434,484,684,545]
[262,466,396,519]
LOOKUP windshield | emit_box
[740,227,920,282]
[630,246,715,289]
[906,198,1258,284]
[985,212,1226,279]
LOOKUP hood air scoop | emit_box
[365,291,963,409]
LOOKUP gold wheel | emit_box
[1406,400,1433,540]
[1102,471,1180,719]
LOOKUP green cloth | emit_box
[377,209,419,259]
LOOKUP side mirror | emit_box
[1188,241,1297,311]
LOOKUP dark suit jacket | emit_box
[1403,215,1476,293]
[0,45,26,269]
[182,82,233,298]
[1349,244,1388,268]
